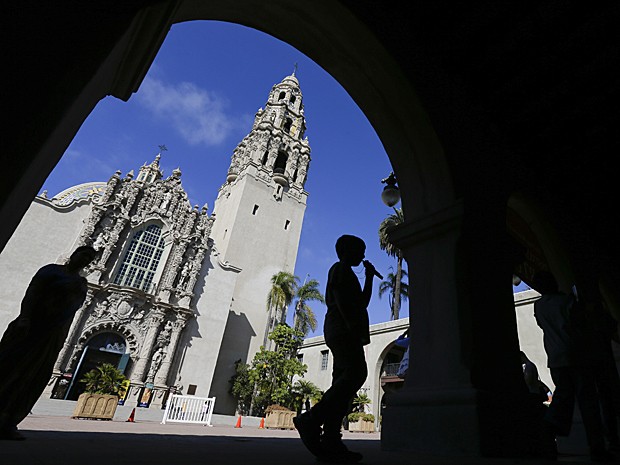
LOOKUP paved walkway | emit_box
[0,398,600,464]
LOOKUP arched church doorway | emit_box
[63,332,129,400]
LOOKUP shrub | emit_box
[79,362,127,397]
[347,412,375,422]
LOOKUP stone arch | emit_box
[78,322,140,358]
[508,192,574,291]
[3,3,453,255]
[2,2,455,455]
[373,339,407,419]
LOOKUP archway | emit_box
[64,332,129,401]
[1,1,496,458]
[376,339,408,428]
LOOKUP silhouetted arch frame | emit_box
[1,1,580,352]
[1,1,455,258]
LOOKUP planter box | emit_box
[264,410,297,429]
[348,419,375,432]
[71,393,118,420]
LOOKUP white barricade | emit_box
[161,394,216,426]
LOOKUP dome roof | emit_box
[281,73,299,86]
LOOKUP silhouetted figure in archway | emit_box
[293,235,377,463]
[0,246,97,440]
[589,300,620,451]
[533,270,614,462]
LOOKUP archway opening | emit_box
[63,332,129,401]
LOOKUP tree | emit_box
[231,324,308,416]
[264,271,299,347]
[378,207,406,319]
[293,278,325,336]
[379,267,409,320]
[79,362,127,397]
[291,379,323,414]
[229,359,253,415]
[351,391,372,413]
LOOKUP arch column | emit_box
[54,291,94,372]
[381,201,479,455]
[381,198,532,457]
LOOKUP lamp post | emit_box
[381,171,400,207]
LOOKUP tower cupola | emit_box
[221,70,311,197]
[137,147,166,183]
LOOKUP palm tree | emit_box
[80,362,127,396]
[379,267,409,320]
[378,207,405,320]
[293,277,325,336]
[265,271,298,347]
[351,391,372,413]
[292,379,323,414]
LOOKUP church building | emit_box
[0,73,311,415]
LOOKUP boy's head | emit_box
[335,235,366,266]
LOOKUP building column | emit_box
[154,315,187,386]
[380,202,480,455]
[131,309,165,382]
[380,200,531,457]
[53,291,93,372]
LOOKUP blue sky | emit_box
[41,21,528,338]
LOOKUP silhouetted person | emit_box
[589,300,620,450]
[533,270,613,462]
[0,246,97,440]
[294,235,377,463]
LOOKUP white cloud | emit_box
[136,76,245,146]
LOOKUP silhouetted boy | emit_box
[294,235,377,463]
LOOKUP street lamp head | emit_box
[381,172,400,207]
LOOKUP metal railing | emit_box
[382,363,401,377]
[161,395,216,426]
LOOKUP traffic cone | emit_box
[126,408,136,422]
[258,417,265,429]
[234,415,242,428]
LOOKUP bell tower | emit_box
[208,72,311,409]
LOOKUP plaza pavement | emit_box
[0,398,598,465]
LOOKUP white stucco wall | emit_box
[0,197,92,333]
[298,318,410,427]
[175,255,239,399]
[208,171,307,413]
[514,289,553,390]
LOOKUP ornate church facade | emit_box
[0,73,310,414]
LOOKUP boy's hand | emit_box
[363,260,378,279]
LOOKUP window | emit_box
[290,95,296,105]
[114,224,165,292]
[278,91,286,100]
[321,350,329,370]
[261,150,269,165]
[283,118,292,133]
[252,205,259,215]
[297,353,304,364]
[284,220,290,230]
[274,150,288,174]
[187,384,197,396]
